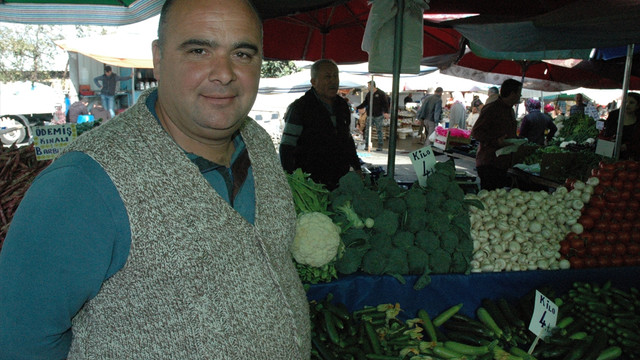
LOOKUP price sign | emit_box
[409,146,437,187]
[33,124,77,161]
[528,290,558,338]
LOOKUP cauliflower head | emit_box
[291,212,342,267]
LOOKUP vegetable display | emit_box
[329,158,481,290]
[309,280,637,359]
[0,144,51,251]
[561,160,640,269]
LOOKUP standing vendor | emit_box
[471,79,522,190]
[93,65,133,118]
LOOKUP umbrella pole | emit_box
[614,44,635,160]
[386,0,405,179]
[368,76,374,150]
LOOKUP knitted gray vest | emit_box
[64,90,311,359]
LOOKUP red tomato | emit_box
[585,257,599,268]
[614,243,627,256]
[617,171,629,181]
[621,190,632,201]
[613,211,625,222]
[588,244,603,257]
[599,161,616,170]
[613,179,625,190]
[578,216,595,230]
[621,222,633,233]
[570,236,585,249]
[625,211,636,221]
[565,178,577,190]
[634,191,640,201]
[618,232,631,244]
[570,257,585,269]
[591,168,600,177]
[559,240,570,256]
[593,232,607,244]
[611,256,625,267]
[628,243,640,255]
[593,185,606,196]
[598,256,612,268]
[601,244,614,256]
[609,222,622,233]
[627,172,638,181]
[585,207,602,219]
[599,169,614,181]
[606,233,618,244]
[632,232,640,243]
[606,191,621,203]
[624,255,637,266]
[628,200,640,210]
[615,200,628,211]
[590,196,606,208]
[600,209,613,221]
[627,161,640,171]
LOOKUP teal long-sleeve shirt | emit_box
[0,93,256,359]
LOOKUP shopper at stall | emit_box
[356,80,390,151]
[569,93,587,116]
[471,79,522,190]
[0,0,310,358]
[89,102,111,122]
[417,86,443,145]
[603,92,640,159]
[449,91,467,129]
[484,86,500,107]
[466,105,480,129]
[280,59,362,190]
[93,65,133,118]
[66,96,89,123]
[518,98,557,146]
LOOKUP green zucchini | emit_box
[433,303,464,327]
[477,307,504,340]
[595,346,622,360]
[417,309,438,342]
[443,340,491,356]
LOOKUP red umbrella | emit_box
[262,0,462,63]
[446,52,640,90]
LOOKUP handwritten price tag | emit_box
[529,290,558,338]
[409,146,437,187]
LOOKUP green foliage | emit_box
[376,175,405,197]
[369,232,393,250]
[336,171,366,196]
[340,228,370,247]
[404,186,427,210]
[557,114,600,143]
[424,191,445,208]
[260,60,298,78]
[295,261,337,284]
[439,230,458,254]
[450,251,471,274]
[425,210,450,235]
[425,172,450,193]
[334,201,364,230]
[434,158,456,180]
[403,208,426,233]
[334,245,369,275]
[392,231,414,249]
[445,182,465,201]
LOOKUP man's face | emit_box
[311,62,339,103]
[575,94,583,104]
[505,87,522,106]
[152,0,262,142]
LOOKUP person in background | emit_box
[280,59,362,190]
[52,103,66,124]
[484,86,500,107]
[416,86,443,145]
[403,93,414,105]
[569,93,586,117]
[471,79,522,190]
[471,94,483,109]
[449,91,467,129]
[466,105,480,129]
[518,98,557,146]
[64,93,71,117]
[603,92,640,159]
[0,0,311,358]
[90,102,111,122]
[66,96,89,124]
[356,81,390,151]
[93,65,133,118]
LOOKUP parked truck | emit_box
[0,81,61,146]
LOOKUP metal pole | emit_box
[367,75,374,150]
[614,44,634,160]
[386,0,404,178]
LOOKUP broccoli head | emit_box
[369,232,393,250]
[426,172,450,194]
[340,227,370,247]
[406,246,429,274]
[439,230,458,254]
[414,229,440,255]
[404,186,427,210]
[384,247,409,276]
[434,158,456,180]
[377,175,405,197]
[334,245,368,275]
[362,249,388,275]
[424,190,446,209]
[425,210,450,235]
[329,192,353,212]
[446,182,465,201]
[392,231,415,249]
[334,201,365,230]
[403,208,426,234]
[337,171,365,195]
[372,209,399,236]
[352,188,384,219]
[384,196,407,215]
[443,199,465,219]
[450,251,470,274]
[429,248,452,274]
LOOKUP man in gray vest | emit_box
[417,86,443,145]
[0,0,311,358]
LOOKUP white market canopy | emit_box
[55,33,155,69]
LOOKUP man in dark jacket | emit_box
[66,97,89,123]
[280,59,362,190]
[93,65,132,118]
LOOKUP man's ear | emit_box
[152,40,161,82]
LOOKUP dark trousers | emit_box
[476,165,511,191]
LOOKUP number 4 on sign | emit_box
[410,145,437,187]
[527,290,559,354]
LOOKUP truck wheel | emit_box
[0,116,28,145]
